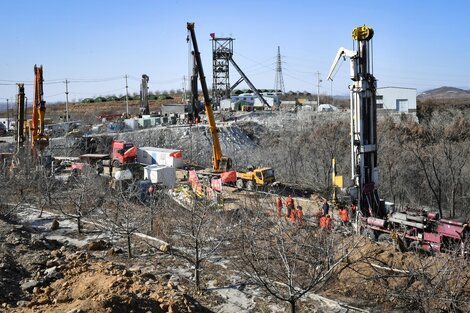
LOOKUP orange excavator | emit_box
[31,65,49,154]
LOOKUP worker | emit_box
[290,208,296,224]
[319,214,327,229]
[325,214,332,231]
[286,195,294,219]
[275,196,283,218]
[296,205,304,226]
[322,200,330,216]
[351,201,357,217]
[339,207,349,226]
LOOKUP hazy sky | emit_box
[0,0,469,105]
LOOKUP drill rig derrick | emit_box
[327,26,382,219]
[140,74,150,115]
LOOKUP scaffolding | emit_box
[211,36,233,108]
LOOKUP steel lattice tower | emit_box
[211,35,233,107]
[274,46,285,94]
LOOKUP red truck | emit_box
[111,140,137,167]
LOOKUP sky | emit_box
[0,0,469,107]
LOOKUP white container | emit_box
[137,147,184,168]
[114,169,133,181]
[124,118,139,130]
[144,165,176,188]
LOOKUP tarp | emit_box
[220,170,237,184]
[211,178,222,192]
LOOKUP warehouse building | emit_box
[376,87,417,113]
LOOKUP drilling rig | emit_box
[327,27,470,252]
[140,74,150,115]
[327,26,382,220]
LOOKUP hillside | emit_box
[418,86,470,99]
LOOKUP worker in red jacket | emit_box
[275,196,283,218]
[296,206,304,226]
[319,214,326,229]
[325,214,332,231]
[286,195,294,219]
[340,207,349,226]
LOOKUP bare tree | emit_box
[238,196,360,313]
[101,180,151,258]
[159,192,234,290]
[57,167,107,233]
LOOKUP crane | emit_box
[32,65,49,153]
[187,22,232,172]
[327,26,383,219]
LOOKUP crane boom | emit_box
[187,22,232,172]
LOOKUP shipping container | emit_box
[137,147,184,168]
[144,165,176,188]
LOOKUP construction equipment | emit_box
[235,167,275,191]
[327,26,380,219]
[140,74,150,115]
[31,65,49,153]
[187,22,232,173]
[16,83,26,149]
[327,26,470,253]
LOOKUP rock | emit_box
[44,266,61,280]
[50,249,62,258]
[54,293,71,304]
[66,308,84,313]
[160,303,169,311]
[159,244,171,252]
[16,300,29,307]
[46,259,60,268]
[86,240,109,251]
[140,272,157,281]
[50,219,60,230]
[33,287,40,294]
[43,286,54,295]
[21,280,39,291]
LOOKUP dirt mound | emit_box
[0,216,210,313]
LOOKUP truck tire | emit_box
[112,160,121,168]
[236,179,244,189]
[362,228,376,241]
[377,233,392,244]
[246,180,254,191]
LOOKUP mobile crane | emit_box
[327,26,470,253]
[187,22,232,173]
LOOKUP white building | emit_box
[376,87,417,113]
[229,93,280,109]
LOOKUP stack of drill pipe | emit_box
[388,212,425,229]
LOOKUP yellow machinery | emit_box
[31,65,49,153]
[236,167,275,191]
[187,22,232,173]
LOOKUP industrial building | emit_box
[376,87,417,113]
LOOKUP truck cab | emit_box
[236,167,275,190]
[111,140,137,167]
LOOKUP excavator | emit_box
[186,23,275,190]
[31,65,49,155]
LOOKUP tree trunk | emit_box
[289,299,296,313]
[127,234,132,258]
[77,217,82,234]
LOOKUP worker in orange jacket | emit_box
[339,207,349,226]
[275,196,283,218]
[286,195,294,219]
[290,209,296,224]
[325,214,332,231]
[296,206,304,226]
[319,214,326,229]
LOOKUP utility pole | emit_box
[316,71,322,110]
[125,75,129,116]
[65,79,69,122]
[6,99,9,131]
